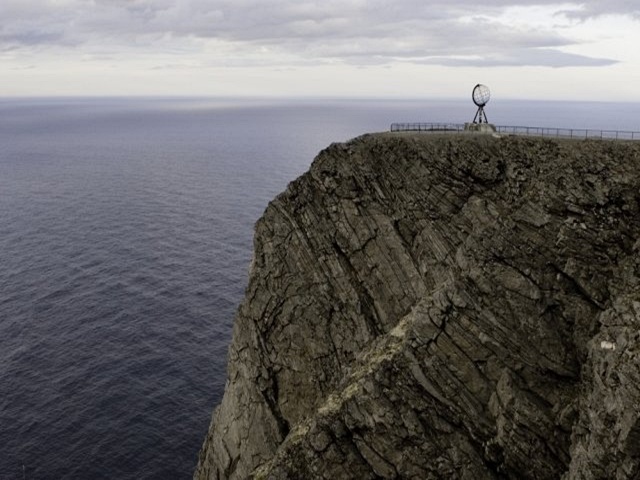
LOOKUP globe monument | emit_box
[465,84,497,132]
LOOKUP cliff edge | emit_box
[195,133,640,480]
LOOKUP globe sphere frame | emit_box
[472,84,491,107]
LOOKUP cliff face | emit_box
[194,133,640,480]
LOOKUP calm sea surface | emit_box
[0,97,638,479]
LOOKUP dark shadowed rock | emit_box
[194,133,640,480]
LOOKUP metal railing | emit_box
[390,123,640,140]
[390,122,465,133]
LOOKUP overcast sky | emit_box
[1,0,639,99]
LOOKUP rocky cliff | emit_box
[194,133,640,480]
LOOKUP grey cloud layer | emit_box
[0,0,629,67]
[561,0,640,19]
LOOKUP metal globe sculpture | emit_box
[472,84,490,124]
[472,84,491,107]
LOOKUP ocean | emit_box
[1,97,638,480]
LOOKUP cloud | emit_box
[0,31,66,50]
[427,49,618,68]
[558,0,640,19]
[0,0,630,67]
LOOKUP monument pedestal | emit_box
[464,122,497,133]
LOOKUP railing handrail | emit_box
[390,122,639,140]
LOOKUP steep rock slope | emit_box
[194,133,640,479]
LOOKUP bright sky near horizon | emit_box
[1,0,639,100]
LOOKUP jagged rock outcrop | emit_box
[194,133,640,480]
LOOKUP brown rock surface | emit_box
[194,133,640,480]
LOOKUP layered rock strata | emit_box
[195,133,640,479]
